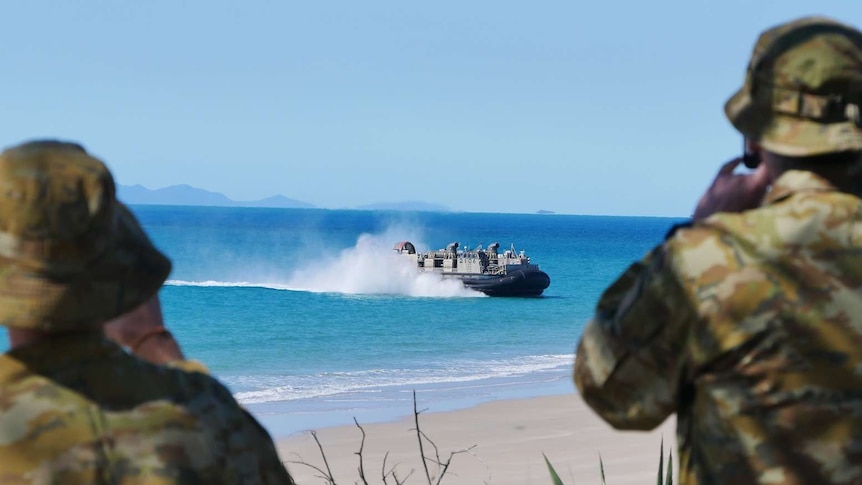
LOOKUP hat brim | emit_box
[0,204,171,331]
[726,87,862,156]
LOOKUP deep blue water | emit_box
[32,206,686,437]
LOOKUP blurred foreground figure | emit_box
[0,140,294,484]
[574,17,862,484]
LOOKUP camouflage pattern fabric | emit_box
[0,332,295,484]
[575,170,862,484]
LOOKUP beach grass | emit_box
[544,439,671,485]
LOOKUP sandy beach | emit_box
[278,393,677,485]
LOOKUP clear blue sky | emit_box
[2,1,859,216]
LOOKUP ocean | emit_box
[30,206,685,438]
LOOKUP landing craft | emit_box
[393,241,551,297]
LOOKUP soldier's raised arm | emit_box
[574,242,695,430]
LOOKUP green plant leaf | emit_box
[665,449,673,485]
[543,453,566,485]
[657,437,664,485]
[599,454,607,485]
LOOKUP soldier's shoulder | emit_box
[0,354,280,482]
[662,217,731,255]
[668,195,856,256]
[663,205,786,249]
[659,213,762,281]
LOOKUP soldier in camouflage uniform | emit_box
[574,17,862,484]
[0,140,295,484]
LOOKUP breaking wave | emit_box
[229,353,574,404]
[166,280,292,290]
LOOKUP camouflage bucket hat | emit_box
[725,17,862,156]
[0,140,171,331]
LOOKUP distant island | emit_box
[117,184,315,209]
[536,209,556,214]
[117,184,451,212]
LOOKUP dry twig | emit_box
[286,430,337,484]
[354,418,370,485]
[381,452,392,485]
[412,390,434,485]
[410,390,478,485]
[288,390,476,484]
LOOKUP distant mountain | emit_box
[535,209,556,214]
[117,184,453,212]
[117,184,315,209]
[353,201,452,212]
[251,194,315,209]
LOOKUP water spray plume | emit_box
[287,232,481,297]
[166,227,483,298]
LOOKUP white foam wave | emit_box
[166,280,293,290]
[229,353,574,404]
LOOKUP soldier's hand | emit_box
[692,158,770,221]
[104,295,186,364]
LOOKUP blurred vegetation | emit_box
[544,437,673,485]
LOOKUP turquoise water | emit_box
[45,206,686,437]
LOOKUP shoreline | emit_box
[249,366,576,439]
[276,393,677,485]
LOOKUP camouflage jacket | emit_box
[574,170,862,485]
[0,332,294,485]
